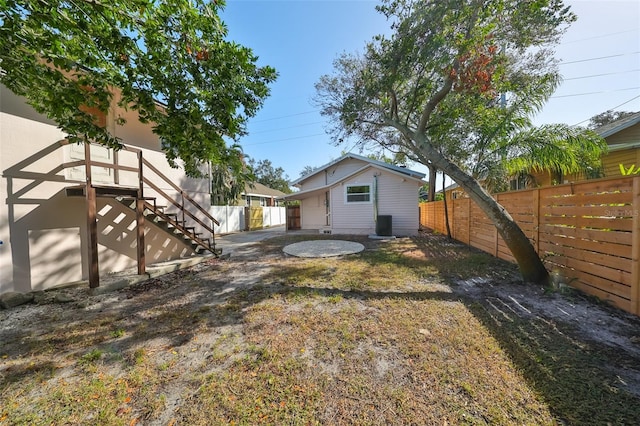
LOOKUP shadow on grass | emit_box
[2,230,639,425]
[410,231,640,425]
[466,298,640,424]
[266,231,640,424]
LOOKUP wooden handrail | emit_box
[144,179,216,235]
[56,139,220,251]
[141,158,220,226]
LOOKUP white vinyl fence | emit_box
[262,206,286,229]
[210,206,286,235]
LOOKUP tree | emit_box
[299,165,319,179]
[210,146,253,205]
[588,110,638,129]
[249,159,292,194]
[0,0,277,177]
[315,0,605,284]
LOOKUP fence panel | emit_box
[419,176,639,315]
[538,177,635,312]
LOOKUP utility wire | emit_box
[561,29,638,45]
[250,120,325,135]
[560,51,640,65]
[250,110,318,123]
[243,132,326,146]
[571,94,640,126]
[563,69,640,81]
[551,86,640,99]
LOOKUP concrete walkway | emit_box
[215,225,286,254]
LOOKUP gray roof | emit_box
[292,152,425,186]
[243,182,286,198]
[595,111,640,138]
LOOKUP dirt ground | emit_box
[2,231,640,424]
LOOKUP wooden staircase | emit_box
[65,184,220,255]
[60,140,221,288]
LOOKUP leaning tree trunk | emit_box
[442,171,452,239]
[416,139,549,285]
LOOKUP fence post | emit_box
[467,198,471,245]
[533,188,540,255]
[631,176,640,315]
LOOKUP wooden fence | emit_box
[419,176,640,315]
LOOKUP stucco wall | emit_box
[1,86,212,294]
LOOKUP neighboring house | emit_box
[241,182,286,207]
[280,153,425,236]
[210,181,287,233]
[1,84,220,294]
[514,112,640,189]
[441,112,640,199]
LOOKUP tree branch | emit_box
[417,71,455,134]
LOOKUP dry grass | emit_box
[1,232,639,425]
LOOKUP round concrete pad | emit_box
[283,240,365,258]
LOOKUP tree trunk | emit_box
[428,165,437,201]
[416,139,549,284]
[442,172,452,239]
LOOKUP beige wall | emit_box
[1,85,211,294]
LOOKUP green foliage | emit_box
[298,165,318,179]
[588,110,638,129]
[501,125,607,176]
[210,146,254,205]
[619,164,640,176]
[79,349,103,364]
[0,0,277,177]
[315,0,600,181]
[249,158,292,194]
[314,0,602,283]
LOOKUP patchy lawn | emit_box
[1,231,640,425]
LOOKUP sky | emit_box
[221,0,640,185]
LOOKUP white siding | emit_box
[298,158,369,191]
[325,158,369,186]
[330,171,375,235]
[300,194,327,230]
[299,172,326,191]
[376,171,421,236]
[329,168,421,236]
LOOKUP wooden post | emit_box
[631,176,640,315]
[467,198,471,245]
[494,194,500,257]
[136,151,145,275]
[181,191,185,225]
[533,188,540,255]
[136,198,146,275]
[84,142,99,288]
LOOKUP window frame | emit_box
[344,183,372,204]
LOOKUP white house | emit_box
[280,153,425,236]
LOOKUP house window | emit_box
[345,184,371,203]
[509,175,527,191]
